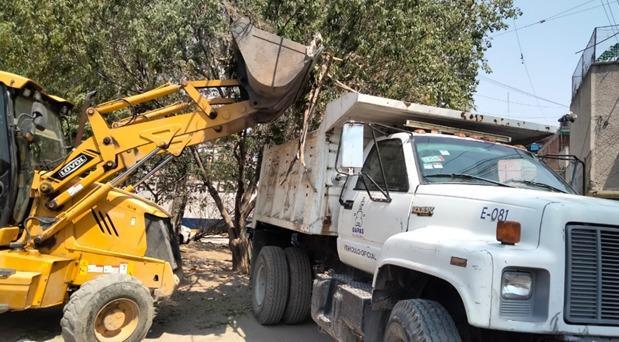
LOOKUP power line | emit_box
[512,19,543,116]
[601,0,617,28]
[601,0,619,43]
[474,93,565,108]
[575,31,619,53]
[494,0,603,37]
[547,0,598,19]
[606,0,619,25]
[479,76,568,108]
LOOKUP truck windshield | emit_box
[414,136,574,194]
[12,94,67,222]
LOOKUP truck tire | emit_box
[282,247,312,324]
[61,274,154,342]
[384,299,461,342]
[251,246,290,325]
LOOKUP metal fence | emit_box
[572,25,619,97]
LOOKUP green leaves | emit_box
[0,0,518,224]
[1,0,518,116]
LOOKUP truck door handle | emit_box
[340,199,354,210]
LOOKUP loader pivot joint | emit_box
[46,200,58,210]
[104,161,116,170]
[40,182,53,194]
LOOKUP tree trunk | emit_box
[170,177,189,235]
[191,146,252,273]
[229,227,251,273]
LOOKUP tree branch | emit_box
[190,146,237,238]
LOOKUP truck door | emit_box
[337,134,418,273]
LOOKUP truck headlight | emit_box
[501,271,532,300]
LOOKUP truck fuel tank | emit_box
[231,17,320,123]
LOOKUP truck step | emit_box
[311,272,388,342]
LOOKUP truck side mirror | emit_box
[338,122,364,172]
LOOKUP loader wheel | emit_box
[384,299,461,342]
[282,247,312,324]
[251,246,289,325]
[61,274,154,342]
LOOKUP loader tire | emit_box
[61,274,154,342]
[251,246,289,325]
[384,299,461,342]
[282,247,312,324]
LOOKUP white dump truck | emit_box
[249,93,619,341]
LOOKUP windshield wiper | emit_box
[425,173,513,187]
[504,179,567,193]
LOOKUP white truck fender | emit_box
[373,226,495,328]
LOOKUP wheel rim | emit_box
[94,298,140,342]
[254,263,266,307]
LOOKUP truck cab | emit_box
[337,131,574,274]
[251,93,619,341]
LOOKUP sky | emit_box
[473,0,617,126]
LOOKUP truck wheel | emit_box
[384,299,461,342]
[282,247,312,324]
[61,274,154,342]
[251,246,289,325]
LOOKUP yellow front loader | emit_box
[0,18,318,341]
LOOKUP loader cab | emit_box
[0,71,72,227]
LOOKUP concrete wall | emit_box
[570,62,619,196]
[570,63,593,192]
[137,182,237,224]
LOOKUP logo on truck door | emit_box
[352,197,366,236]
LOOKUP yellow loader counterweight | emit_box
[0,17,318,341]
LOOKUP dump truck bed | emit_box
[253,93,559,235]
[253,128,341,235]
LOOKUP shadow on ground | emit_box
[0,238,330,342]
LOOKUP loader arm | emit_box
[22,17,319,245]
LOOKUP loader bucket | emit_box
[231,17,320,123]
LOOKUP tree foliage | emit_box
[0,0,519,272]
[598,43,619,62]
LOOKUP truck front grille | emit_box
[566,224,619,325]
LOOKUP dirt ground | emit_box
[0,236,331,342]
